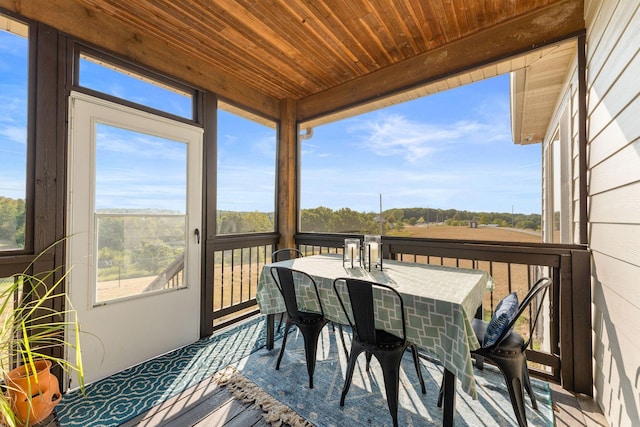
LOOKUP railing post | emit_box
[571,249,592,395]
[559,249,592,395]
[559,254,574,389]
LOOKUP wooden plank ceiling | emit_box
[1,0,584,120]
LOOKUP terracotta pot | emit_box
[4,360,61,427]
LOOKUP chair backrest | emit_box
[493,277,552,351]
[333,277,406,346]
[270,266,324,321]
[271,248,304,262]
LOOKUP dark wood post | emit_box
[277,99,297,250]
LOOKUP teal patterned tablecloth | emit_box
[256,253,493,399]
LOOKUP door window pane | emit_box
[216,107,276,234]
[95,123,187,303]
[0,16,28,251]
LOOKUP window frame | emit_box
[544,106,573,244]
[213,99,279,236]
[71,43,202,127]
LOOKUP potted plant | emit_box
[1,244,84,427]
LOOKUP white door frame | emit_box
[66,91,203,387]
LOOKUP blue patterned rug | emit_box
[224,325,554,426]
[56,315,273,427]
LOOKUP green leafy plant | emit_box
[0,243,84,427]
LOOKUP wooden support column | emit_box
[277,98,297,249]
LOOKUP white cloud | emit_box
[0,125,26,144]
[223,133,238,144]
[251,135,276,158]
[349,109,510,162]
[95,127,187,161]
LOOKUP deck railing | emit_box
[205,233,279,331]
[200,231,591,395]
[143,255,185,292]
[295,232,592,394]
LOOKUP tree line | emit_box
[0,196,542,254]
[0,196,25,249]
[217,206,541,234]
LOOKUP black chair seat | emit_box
[370,329,404,349]
[296,310,325,324]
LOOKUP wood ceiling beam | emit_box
[297,0,585,122]
[0,0,281,120]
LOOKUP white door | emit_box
[66,92,203,386]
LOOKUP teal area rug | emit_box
[226,325,554,426]
[56,315,273,427]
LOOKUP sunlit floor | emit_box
[45,314,608,427]
[113,377,606,427]
[124,351,607,427]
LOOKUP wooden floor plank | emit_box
[191,397,265,427]
[550,383,608,427]
[117,373,269,427]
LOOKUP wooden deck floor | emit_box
[110,377,607,427]
[40,375,608,427]
[119,375,268,427]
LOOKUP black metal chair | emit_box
[439,277,552,427]
[270,248,349,357]
[333,277,426,427]
[271,247,304,262]
[271,248,303,331]
[269,266,329,389]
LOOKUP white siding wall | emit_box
[585,0,640,425]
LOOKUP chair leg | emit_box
[299,320,329,389]
[522,359,538,410]
[276,312,285,333]
[410,345,426,394]
[365,351,373,372]
[376,350,405,427]
[337,323,349,358]
[340,343,366,406]
[495,357,529,427]
[474,354,485,370]
[276,321,293,370]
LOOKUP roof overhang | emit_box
[302,38,580,131]
[510,39,577,145]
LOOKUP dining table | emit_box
[256,253,494,426]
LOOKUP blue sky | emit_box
[300,75,541,214]
[95,124,187,213]
[0,29,28,200]
[1,26,541,216]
